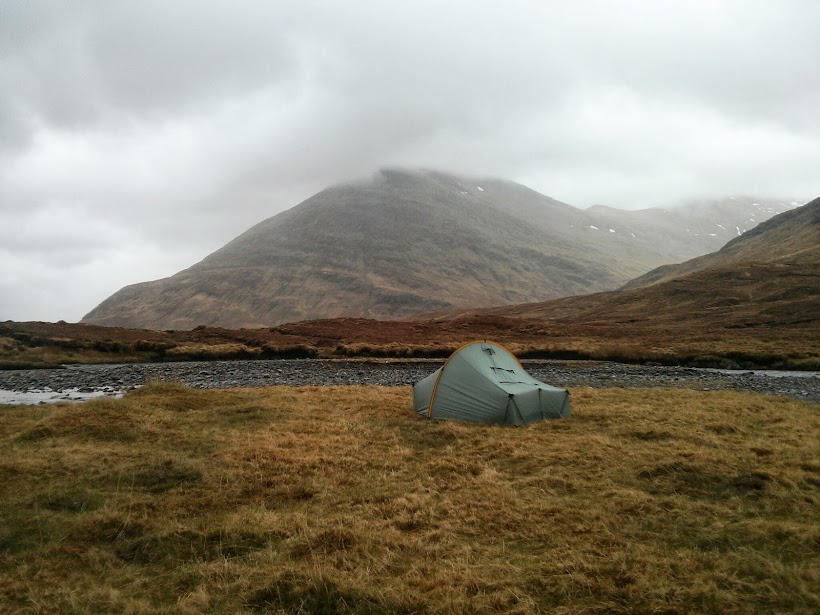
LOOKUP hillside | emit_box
[451,198,819,329]
[622,196,819,289]
[82,169,800,329]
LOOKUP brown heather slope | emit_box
[81,168,799,330]
[459,265,818,334]
[3,297,818,368]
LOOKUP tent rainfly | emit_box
[413,341,570,425]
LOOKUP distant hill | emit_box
[82,168,802,329]
[586,196,800,261]
[622,196,819,290]
[446,197,819,329]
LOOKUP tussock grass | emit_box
[334,342,454,358]
[0,384,818,613]
[0,346,149,370]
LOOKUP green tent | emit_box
[413,341,570,425]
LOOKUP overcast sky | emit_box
[1,0,818,322]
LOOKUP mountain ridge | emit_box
[82,168,802,329]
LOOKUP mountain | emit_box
[585,196,799,268]
[82,169,802,329]
[621,197,819,290]
[446,197,819,329]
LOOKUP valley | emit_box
[5,6,819,614]
[2,183,817,615]
[6,195,818,374]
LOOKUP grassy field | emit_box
[1,384,818,613]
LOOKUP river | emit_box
[0,359,817,405]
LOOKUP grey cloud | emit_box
[0,0,818,321]
[87,3,301,117]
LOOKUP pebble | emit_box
[0,360,817,405]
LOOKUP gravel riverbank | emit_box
[1,359,818,405]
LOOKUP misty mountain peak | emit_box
[82,171,802,330]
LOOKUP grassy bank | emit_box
[3,320,819,370]
[1,384,818,613]
[4,345,818,371]
[0,325,319,369]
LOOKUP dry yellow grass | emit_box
[1,384,818,613]
[165,343,263,360]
